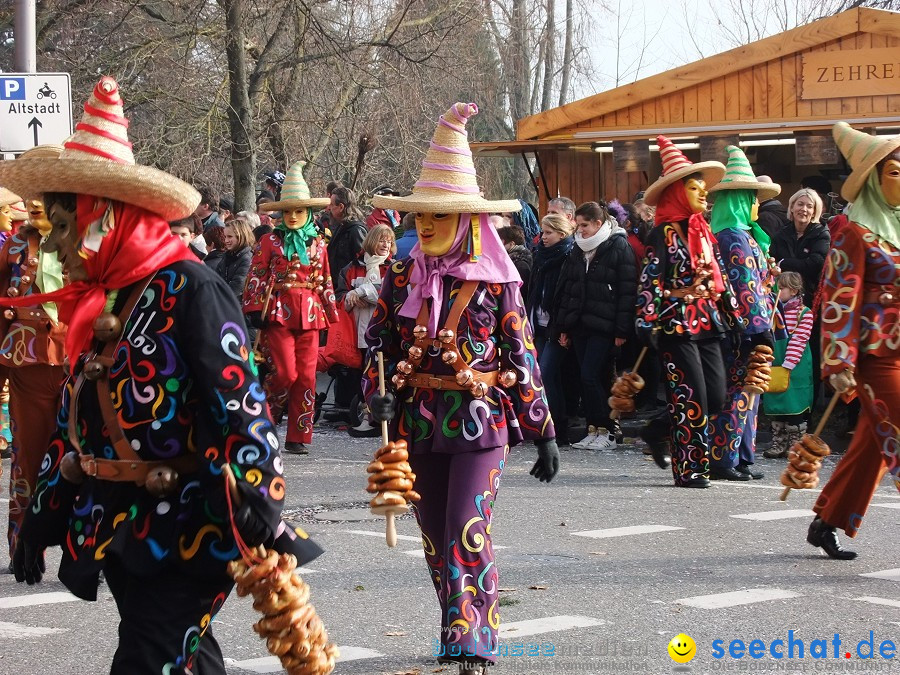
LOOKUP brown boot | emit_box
[763,421,788,458]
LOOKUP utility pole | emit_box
[14,0,37,73]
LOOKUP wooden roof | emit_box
[517,7,900,140]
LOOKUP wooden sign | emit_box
[795,132,840,166]
[699,135,739,162]
[613,140,650,172]
[801,48,900,100]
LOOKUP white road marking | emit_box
[861,569,900,582]
[0,621,67,638]
[344,529,421,542]
[316,458,370,464]
[871,503,900,509]
[730,509,813,521]
[0,592,80,610]
[232,646,384,672]
[675,588,801,609]
[296,567,319,575]
[499,615,605,638]
[572,525,684,539]
[856,596,900,609]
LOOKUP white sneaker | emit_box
[571,425,599,449]
[587,429,617,451]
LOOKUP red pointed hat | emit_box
[643,136,725,206]
[0,77,199,221]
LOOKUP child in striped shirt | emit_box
[764,271,815,458]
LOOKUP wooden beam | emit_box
[517,7,864,140]
[858,7,900,38]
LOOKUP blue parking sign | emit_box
[0,78,26,100]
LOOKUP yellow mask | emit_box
[416,212,460,256]
[750,197,760,222]
[282,207,310,230]
[27,199,52,236]
[880,158,900,208]
[0,204,11,233]
[684,178,708,214]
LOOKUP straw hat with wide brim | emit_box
[833,121,900,202]
[708,145,781,201]
[643,136,725,206]
[259,161,329,212]
[372,103,521,214]
[0,77,199,221]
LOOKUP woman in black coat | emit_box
[218,217,255,300]
[769,188,830,306]
[527,213,575,356]
[552,201,637,451]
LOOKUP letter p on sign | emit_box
[0,78,26,100]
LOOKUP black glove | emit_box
[246,311,264,329]
[750,329,775,351]
[233,502,273,548]
[12,539,45,585]
[636,324,659,351]
[530,439,559,483]
[369,392,396,423]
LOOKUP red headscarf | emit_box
[0,195,193,371]
[654,182,725,293]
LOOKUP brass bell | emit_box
[413,325,428,340]
[879,292,894,306]
[696,284,706,293]
[286,272,298,281]
[391,373,407,389]
[470,382,488,398]
[317,275,325,283]
[3,309,15,320]
[438,328,455,344]
[93,312,122,342]
[20,275,31,285]
[455,369,474,387]
[83,359,106,380]
[283,282,294,290]
[408,346,424,361]
[662,290,671,298]
[441,350,458,365]
[145,466,179,497]
[684,294,695,303]
[27,257,38,267]
[397,360,414,375]
[6,287,18,297]
[499,370,518,388]
[316,285,324,293]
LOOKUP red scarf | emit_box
[0,196,193,372]
[654,183,725,293]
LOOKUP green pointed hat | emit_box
[833,121,900,202]
[259,160,329,212]
[708,145,780,200]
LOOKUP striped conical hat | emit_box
[373,103,520,214]
[0,77,199,221]
[259,160,329,211]
[833,122,900,202]
[709,146,780,200]
[643,136,725,206]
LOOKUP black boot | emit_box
[639,413,671,470]
[807,517,857,560]
[710,466,751,481]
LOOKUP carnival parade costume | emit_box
[810,122,900,559]
[706,146,780,479]
[0,174,67,561]
[364,103,559,673]
[0,77,322,674]
[244,162,339,454]
[636,137,744,487]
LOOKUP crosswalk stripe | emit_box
[675,588,800,609]
[344,529,421,543]
[0,621,67,638]
[499,615,605,638]
[860,569,900,581]
[871,503,900,509]
[231,646,384,672]
[0,592,79,610]
[856,596,900,609]
[730,509,813,521]
[572,525,684,539]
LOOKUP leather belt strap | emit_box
[274,281,318,291]
[80,454,200,486]
[407,370,499,391]
[666,287,713,300]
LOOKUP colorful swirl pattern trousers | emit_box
[710,339,759,472]
[410,445,508,664]
[814,355,900,537]
[263,324,318,444]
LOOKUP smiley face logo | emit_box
[667,633,696,663]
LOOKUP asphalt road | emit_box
[0,411,897,675]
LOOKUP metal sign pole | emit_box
[14,0,37,74]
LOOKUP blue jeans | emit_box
[571,333,614,430]
[539,339,569,443]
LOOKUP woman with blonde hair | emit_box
[218,217,255,301]
[769,188,829,305]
